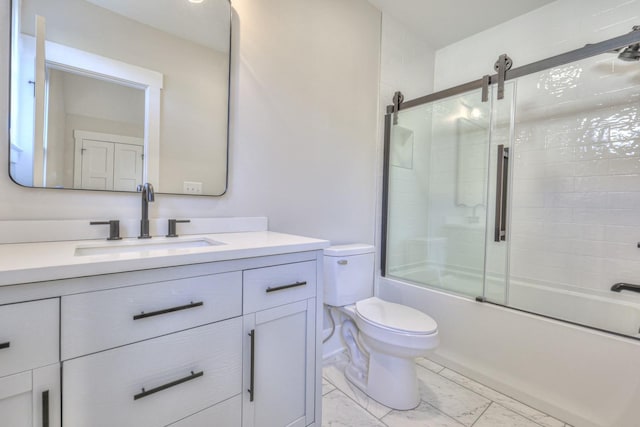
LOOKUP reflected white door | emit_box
[80,140,114,190]
[113,144,143,191]
[73,130,143,191]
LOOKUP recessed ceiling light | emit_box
[189,0,204,3]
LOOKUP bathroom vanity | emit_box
[0,227,328,427]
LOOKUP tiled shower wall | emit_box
[511,95,640,297]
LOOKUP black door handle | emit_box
[248,329,255,402]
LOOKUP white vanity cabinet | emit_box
[242,261,318,427]
[0,299,61,427]
[0,238,325,427]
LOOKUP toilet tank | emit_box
[323,244,375,306]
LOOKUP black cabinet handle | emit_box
[0,341,10,350]
[42,390,49,427]
[266,281,307,293]
[133,301,204,320]
[134,370,204,400]
[248,329,255,402]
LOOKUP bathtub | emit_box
[388,266,640,338]
[377,273,640,427]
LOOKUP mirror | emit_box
[9,0,231,195]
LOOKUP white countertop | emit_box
[0,231,330,287]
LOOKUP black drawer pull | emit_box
[0,341,10,350]
[42,390,49,427]
[133,301,204,320]
[134,370,204,400]
[265,281,307,293]
[248,329,255,402]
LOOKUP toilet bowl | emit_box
[324,244,439,410]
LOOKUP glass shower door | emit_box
[505,51,640,338]
[384,89,493,298]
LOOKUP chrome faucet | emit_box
[137,182,155,239]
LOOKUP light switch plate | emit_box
[183,181,203,194]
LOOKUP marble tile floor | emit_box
[322,352,572,427]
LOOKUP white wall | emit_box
[434,0,640,90]
[379,1,640,426]
[0,0,381,246]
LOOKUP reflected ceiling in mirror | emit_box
[9,0,231,195]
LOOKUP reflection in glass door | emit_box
[384,89,493,299]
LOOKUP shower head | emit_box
[617,25,640,62]
[617,44,640,61]
[587,26,640,61]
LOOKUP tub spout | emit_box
[611,283,640,294]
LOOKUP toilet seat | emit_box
[355,297,437,335]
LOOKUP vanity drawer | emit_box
[63,318,242,427]
[0,299,59,378]
[61,271,241,360]
[167,394,241,427]
[243,261,316,313]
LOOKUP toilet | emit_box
[324,244,439,410]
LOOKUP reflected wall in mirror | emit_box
[455,116,489,208]
[9,0,231,195]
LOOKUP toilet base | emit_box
[345,349,420,410]
[339,313,428,411]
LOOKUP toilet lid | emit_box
[355,297,437,334]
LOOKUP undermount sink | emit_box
[74,238,224,256]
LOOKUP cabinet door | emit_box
[0,299,59,378]
[0,364,61,427]
[0,371,32,427]
[243,299,316,427]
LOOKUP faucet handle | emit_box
[166,219,190,238]
[90,220,122,241]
